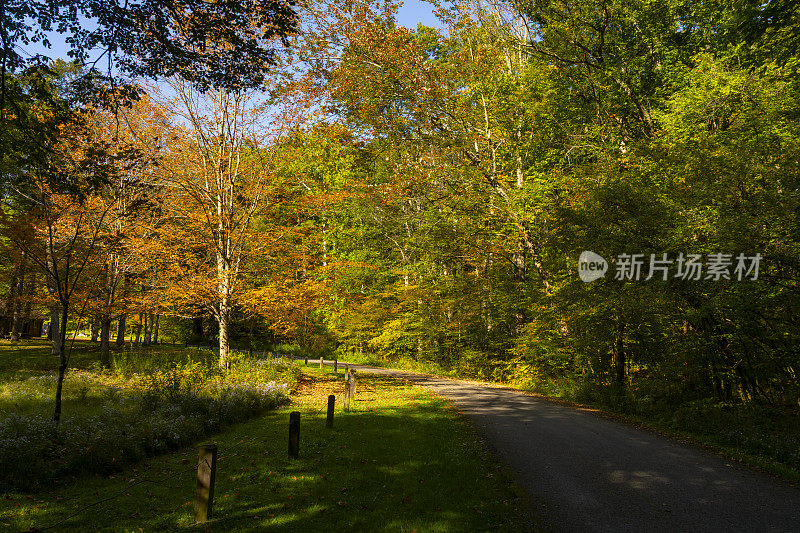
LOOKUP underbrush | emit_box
[544,378,800,480]
[634,397,800,477]
[0,348,300,490]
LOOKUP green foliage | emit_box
[0,1,298,94]
[316,0,800,450]
[154,316,194,345]
[109,346,216,377]
[141,360,208,402]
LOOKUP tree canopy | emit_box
[1,0,799,421]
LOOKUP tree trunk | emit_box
[10,289,21,341]
[116,314,127,347]
[218,297,230,369]
[100,316,112,366]
[1,275,16,337]
[512,131,528,332]
[216,224,232,368]
[46,246,60,355]
[193,315,203,340]
[99,261,115,364]
[134,313,143,345]
[248,315,255,357]
[114,271,128,347]
[613,322,626,388]
[48,308,59,345]
[512,243,526,336]
[23,274,34,323]
[10,253,25,342]
[90,319,99,342]
[144,312,152,345]
[152,314,160,344]
[52,300,69,424]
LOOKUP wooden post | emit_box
[349,369,357,400]
[344,378,351,413]
[326,395,335,428]
[344,365,349,381]
[288,411,300,459]
[304,356,308,366]
[334,358,338,374]
[319,356,324,369]
[195,444,217,523]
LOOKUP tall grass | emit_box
[0,343,300,490]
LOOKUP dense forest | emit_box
[1,0,799,415]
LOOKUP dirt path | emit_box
[329,361,800,532]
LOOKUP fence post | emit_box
[288,411,300,459]
[349,369,357,400]
[344,377,351,412]
[195,444,217,523]
[326,395,335,428]
[319,356,324,369]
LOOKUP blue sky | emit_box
[396,0,443,30]
[20,1,444,63]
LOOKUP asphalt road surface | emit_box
[330,361,800,532]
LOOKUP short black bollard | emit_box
[288,411,300,459]
[304,357,308,366]
[334,358,338,374]
[195,444,217,522]
[326,395,335,428]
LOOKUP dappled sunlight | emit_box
[0,368,526,532]
[607,470,671,490]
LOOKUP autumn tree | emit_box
[1,159,131,424]
[144,70,311,367]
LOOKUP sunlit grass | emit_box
[0,340,298,490]
[0,366,530,532]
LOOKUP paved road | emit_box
[326,361,800,532]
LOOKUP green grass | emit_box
[0,340,300,490]
[0,366,530,532]
[0,339,111,419]
[0,339,274,420]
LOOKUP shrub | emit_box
[141,360,210,403]
[0,357,294,490]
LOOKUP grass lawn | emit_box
[0,364,531,532]
[0,339,222,418]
